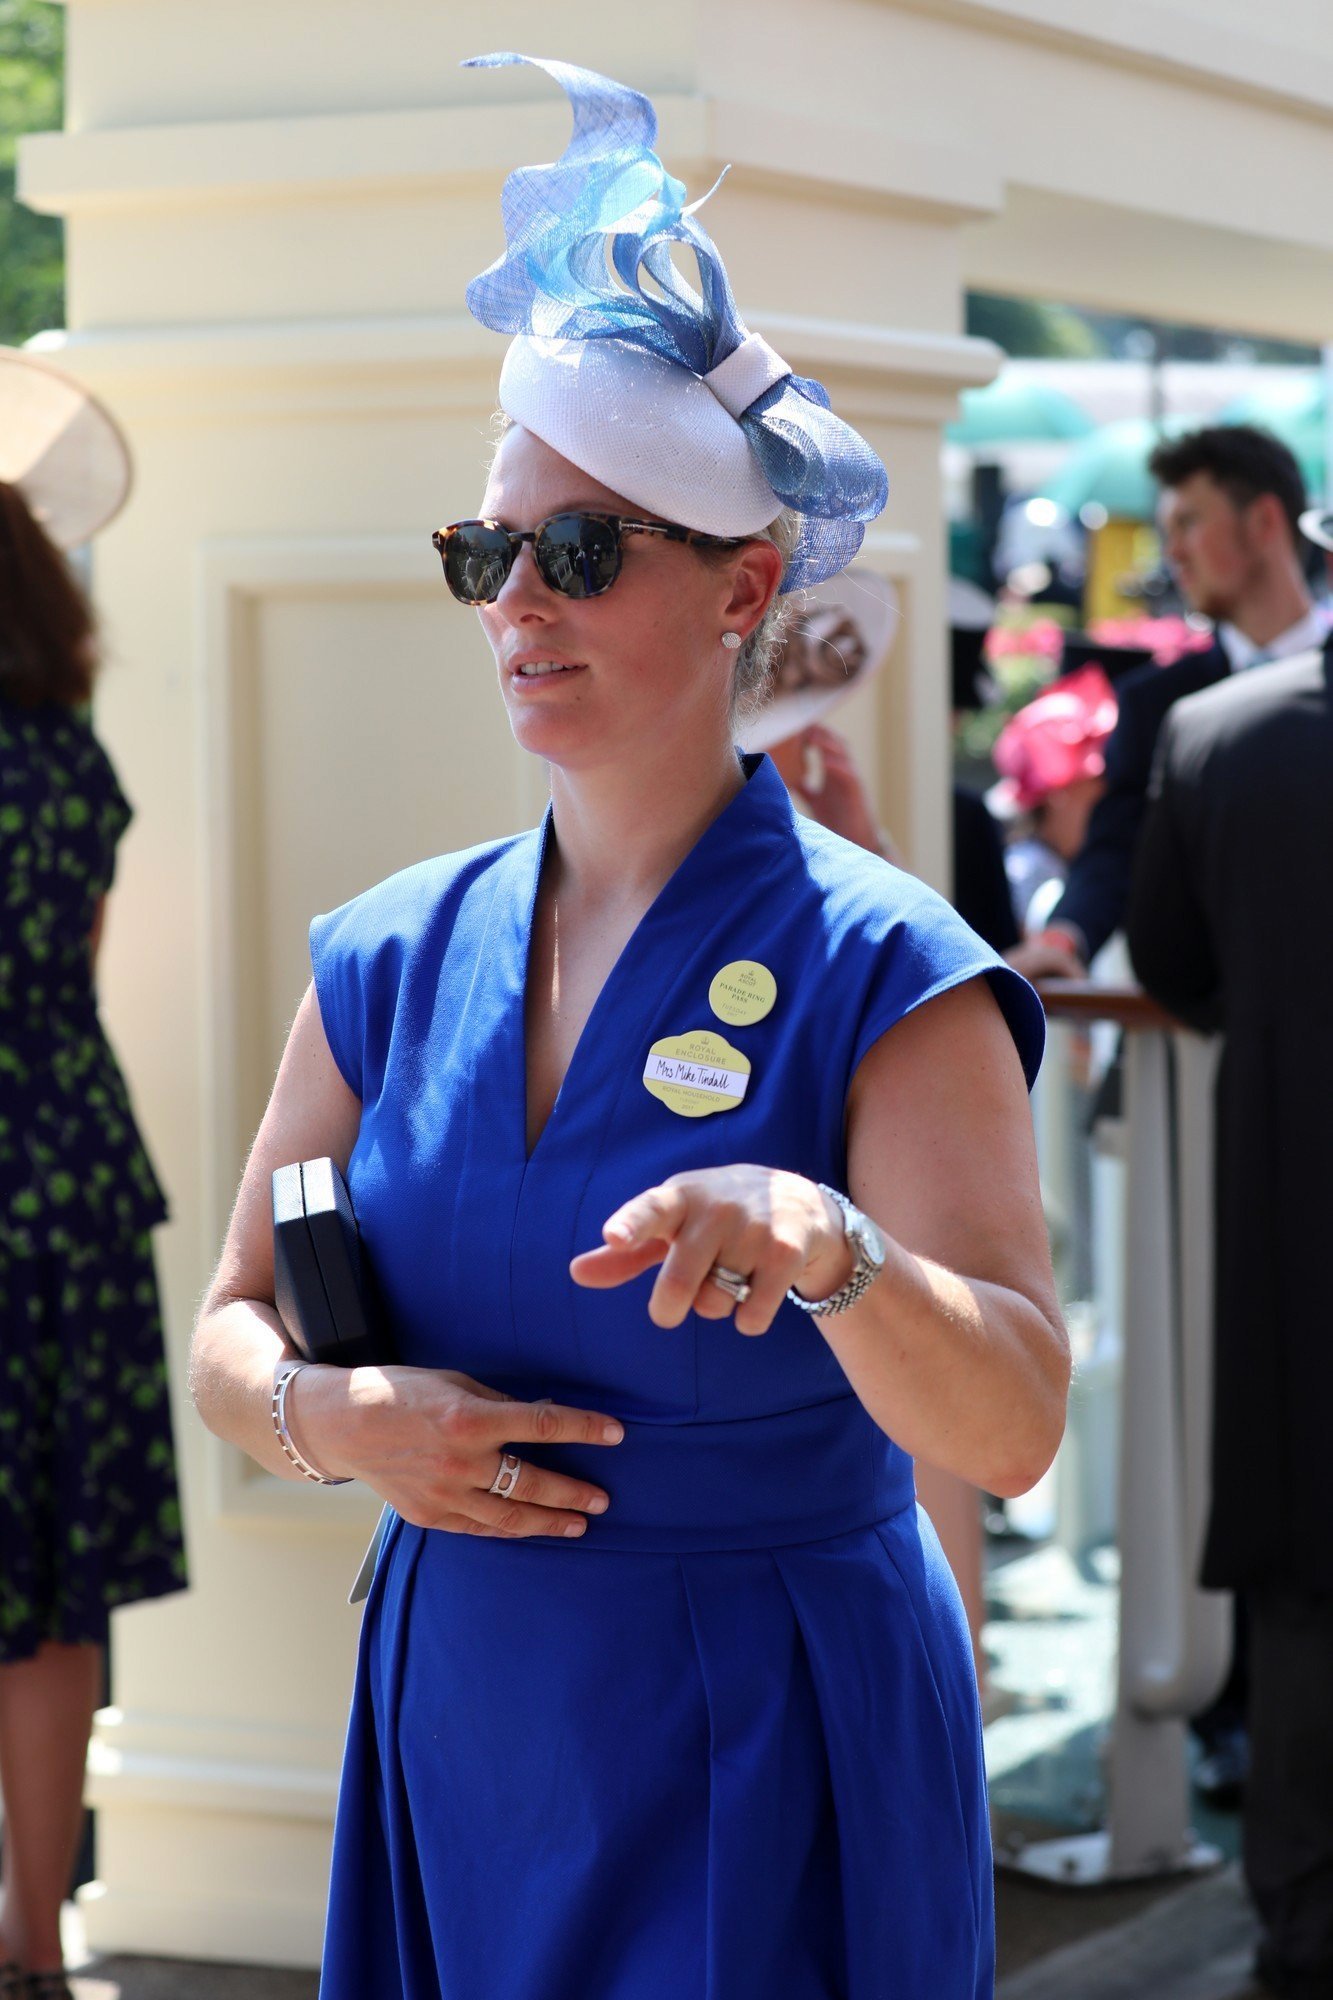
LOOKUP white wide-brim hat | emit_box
[0,347,132,549]
[500,333,784,539]
[1299,506,1333,553]
[736,568,899,753]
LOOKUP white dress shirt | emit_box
[1218,603,1331,672]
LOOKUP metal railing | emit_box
[1001,980,1230,1885]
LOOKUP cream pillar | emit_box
[20,3,997,1961]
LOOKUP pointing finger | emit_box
[570,1240,669,1288]
[601,1183,690,1250]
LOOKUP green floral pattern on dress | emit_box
[1,695,186,1662]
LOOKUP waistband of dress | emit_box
[511,1392,915,1553]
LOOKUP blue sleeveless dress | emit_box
[312,754,1042,2000]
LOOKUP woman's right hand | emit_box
[290,1364,623,1538]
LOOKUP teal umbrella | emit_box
[1217,376,1326,495]
[1036,416,1195,522]
[947,377,1095,447]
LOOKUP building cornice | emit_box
[19,94,1000,225]
[29,314,1000,419]
[892,0,1333,122]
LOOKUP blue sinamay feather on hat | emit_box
[464,53,888,591]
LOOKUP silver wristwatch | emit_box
[786,1184,887,1317]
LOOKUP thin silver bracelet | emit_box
[272,1361,350,1486]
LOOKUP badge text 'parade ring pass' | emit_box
[708,961,777,1027]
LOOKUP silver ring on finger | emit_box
[707,1263,753,1305]
[488,1452,523,1499]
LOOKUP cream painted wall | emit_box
[19,0,1333,1966]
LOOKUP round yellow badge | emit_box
[643,1030,751,1118]
[708,960,778,1028]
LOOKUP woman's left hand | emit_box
[570,1166,856,1336]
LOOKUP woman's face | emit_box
[473,426,776,772]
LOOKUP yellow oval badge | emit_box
[708,960,777,1028]
[643,1030,751,1118]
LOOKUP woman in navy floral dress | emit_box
[0,476,186,1999]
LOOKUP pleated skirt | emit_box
[319,1503,992,2000]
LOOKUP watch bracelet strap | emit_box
[785,1183,879,1318]
[272,1361,351,1485]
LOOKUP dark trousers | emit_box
[1245,1588,1333,1992]
[1193,1591,1248,1742]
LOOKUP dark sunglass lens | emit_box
[535,515,620,599]
[444,524,514,604]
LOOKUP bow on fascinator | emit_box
[463,52,889,592]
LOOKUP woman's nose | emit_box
[495,539,554,619]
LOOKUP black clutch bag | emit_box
[271,1157,391,1369]
[272,1157,395,1605]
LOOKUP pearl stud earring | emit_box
[721,631,743,650]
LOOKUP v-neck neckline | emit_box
[515,754,785,1165]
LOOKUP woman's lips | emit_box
[509,657,589,684]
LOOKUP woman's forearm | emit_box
[818,1237,1068,1497]
[190,1296,332,1483]
[191,1299,627,1535]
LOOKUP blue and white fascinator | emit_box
[464,52,888,592]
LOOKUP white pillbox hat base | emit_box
[499,334,784,538]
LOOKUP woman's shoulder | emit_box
[307,828,537,1100]
[785,815,1045,1088]
[0,693,131,831]
[311,827,533,965]
[788,813,977,950]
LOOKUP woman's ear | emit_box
[723,538,785,639]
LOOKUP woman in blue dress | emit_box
[192,56,1067,2000]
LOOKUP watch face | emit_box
[853,1212,887,1270]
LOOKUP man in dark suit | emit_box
[1127,601,1333,2000]
[1010,428,1326,1807]
[1011,425,1324,978]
